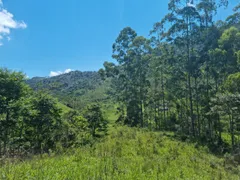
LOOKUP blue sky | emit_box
[0,0,239,77]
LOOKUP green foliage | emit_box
[84,104,108,137]
[224,72,240,93]
[24,92,63,153]
[62,110,92,147]
[2,1,240,178]
[111,28,151,127]
[0,68,101,157]
[26,71,108,110]
[218,27,240,50]
[210,93,240,149]
[1,127,239,179]
[98,0,240,152]
[0,68,30,156]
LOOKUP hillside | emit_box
[1,1,240,179]
[26,71,111,110]
[1,127,239,179]
[27,71,101,92]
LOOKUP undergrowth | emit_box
[0,126,240,180]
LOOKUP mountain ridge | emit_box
[26,70,110,110]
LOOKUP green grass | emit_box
[1,126,240,180]
[56,101,72,114]
[102,102,118,124]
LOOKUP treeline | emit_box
[100,0,240,152]
[0,68,108,157]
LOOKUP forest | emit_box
[99,0,240,152]
[1,0,240,179]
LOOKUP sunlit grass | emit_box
[1,126,239,180]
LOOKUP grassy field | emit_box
[1,126,240,180]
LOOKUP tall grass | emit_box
[1,126,239,179]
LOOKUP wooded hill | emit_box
[98,0,240,154]
[1,0,240,178]
[26,71,110,110]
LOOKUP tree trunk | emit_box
[195,77,201,136]
[0,133,2,157]
[160,67,166,128]
[154,78,158,129]
[217,114,222,144]
[186,15,195,137]
[230,114,235,151]
[4,109,10,155]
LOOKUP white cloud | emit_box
[187,3,196,8]
[187,0,196,8]
[64,69,72,73]
[50,71,62,77]
[49,69,74,77]
[0,1,27,45]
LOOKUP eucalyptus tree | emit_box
[128,36,151,127]
[195,0,230,139]
[208,48,227,92]
[111,27,138,125]
[210,93,240,150]
[208,26,240,92]
[226,3,240,28]
[148,42,177,130]
[154,0,202,136]
[111,27,152,127]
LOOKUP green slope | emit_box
[26,71,112,110]
[1,127,239,180]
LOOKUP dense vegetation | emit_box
[0,69,108,157]
[100,0,240,153]
[1,127,239,179]
[1,0,240,179]
[26,71,110,110]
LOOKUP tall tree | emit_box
[84,104,107,137]
[26,91,62,153]
[157,0,202,136]
[0,68,29,155]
